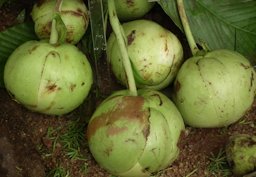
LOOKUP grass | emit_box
[47,166,70,177]
[38,119,89,176]
[207,149,232,177]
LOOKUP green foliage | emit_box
[47,166,70,177]
[0,22,37,87]
[207,149,232,177]
[158,0,256,63]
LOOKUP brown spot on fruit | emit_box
[87,96,149,139]
[81,82,85,86]
[45,82,58,93]
[70,84,76,92]
[127,30,136,45]
[175,80,181,92]
[126,0,135,7]
[107,126,128,136]
[249,71,254,91]
[28,45,39,54]
[240,63,250,69]
[150,94,163,106]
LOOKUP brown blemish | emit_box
[81,82,85,86]
[28,45,39,54]
[107,126,128,136]
[126,0,135,7]
[104,146,113,156]
[46,51,60,59]
[125,139,136,143]
[249,71,254,92]
[238,137,256,147]
[164,39,168,52]
[45,82,58,93]
[175,80,181,92]
[40,21,51,37]
[150,94,163,106]
[43,101,55,111]
[240,63,250,69]
[127,30,136,45]
[87,96,149,140]
[70,84,77,92]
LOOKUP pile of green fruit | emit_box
[4,0,93,115]
[2,0,255,176]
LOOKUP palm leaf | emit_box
[0,22,37,87]
[158,0,256,64]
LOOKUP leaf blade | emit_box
[0,22,37,87]
[159,0,256,63]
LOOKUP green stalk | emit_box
[49,0,63,45]
[108,0,137,96]
[177,0,199,56]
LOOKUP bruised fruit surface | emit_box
[173,49,256,128]
[31,0,89,44]
[4,40,93,115]
[114,0,155,21]
[87,89,185,177]
[107,20,183,90]
[226,134,256,176]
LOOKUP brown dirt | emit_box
[0,1,256,177]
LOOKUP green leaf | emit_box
[158,0,256,64]
[0,0,8,8]
[0,22,37,87]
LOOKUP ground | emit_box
[0,1,256,177]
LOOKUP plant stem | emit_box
[49,0,63,45]
[49,19,58,45]
[177,0,199,56]
[108,0,137,96]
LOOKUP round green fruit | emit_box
[87,89,185,177]
[4,40,93,115]
[31,0,89,44]
[226,134,256,176]
[114,0,155,21]
[107,20,183,90]
[173,49,256,127]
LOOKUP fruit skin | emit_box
[4,40,93,115]
[87,89,185,177]
[226,134,256,176]
[114,0,155,21]
[107,20,183,90]
[173,49,256,128]
[31,0,89,44]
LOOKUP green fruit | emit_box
[226,134,256,176]
[31,0,89,44]
[173,49,256,127]
[4,40,93,115]
[114,0,155,21]
[87,89,185,177]
[107,20,183,90]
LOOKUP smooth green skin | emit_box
[4,40,93,115]
[115,0,155,21]
[31,0,89,44]
[107,20,183,90]
[87,89,185,177]
[226,134,256,176]
[173,49,256,127]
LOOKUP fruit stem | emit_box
[49,0,63,45]
[108,0,137,96]
[177,0,200,56]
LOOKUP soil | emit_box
[0,1,255,177]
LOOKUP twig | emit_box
[177,0,199,56]
[108,0,137,96]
